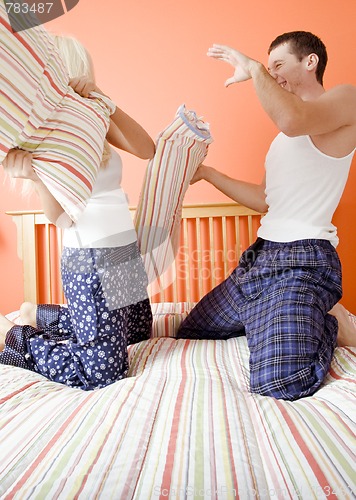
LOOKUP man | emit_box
[177,31,356,400]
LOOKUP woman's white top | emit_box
[63,148,137,248]
[257,133,355,247]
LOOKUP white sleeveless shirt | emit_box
[257,133,355,247]
[63,148,137,248]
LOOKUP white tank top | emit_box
[257,133,354,247]
[63,148,137,248]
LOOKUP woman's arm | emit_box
[33,178,73,228]
[69,77,155,160]
[106,107,155,159]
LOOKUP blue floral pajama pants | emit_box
[177,238,342,401]
[0,242,152,390]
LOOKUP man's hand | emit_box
[207,44,259,87]
[190,164,208,185]
[2,149,39,182]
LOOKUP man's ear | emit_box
[306,53,319,72]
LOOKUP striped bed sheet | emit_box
[1,304,355,499]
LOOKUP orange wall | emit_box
[1,0,355,313]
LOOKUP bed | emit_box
[1,203,355,499]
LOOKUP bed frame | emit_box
[8,203,262,304]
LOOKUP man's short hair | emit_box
[268,31,327,85]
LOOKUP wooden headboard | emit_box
[8,203,262,304]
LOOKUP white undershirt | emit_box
[63,148,137,248]
[257,133,355,247]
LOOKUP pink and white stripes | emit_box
[0,1,113,221]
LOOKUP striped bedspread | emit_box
[0,308,355,499]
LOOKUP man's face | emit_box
[267,42,306,95]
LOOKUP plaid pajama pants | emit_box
[177,238,342,400]
[0,243,152,390]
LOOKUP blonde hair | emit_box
[53,34,95,81]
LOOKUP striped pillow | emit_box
[134,104,213,285]
[151,302,195,338]
[0,4,113,221]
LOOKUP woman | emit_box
[0,36,155,389]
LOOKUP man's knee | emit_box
[249,367,323,401]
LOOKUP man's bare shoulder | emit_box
[322,84,356,123]
[310,84,356,155]
[324,83,356,99]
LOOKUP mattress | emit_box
[0,305,355,499]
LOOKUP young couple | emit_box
[1,31,355,399]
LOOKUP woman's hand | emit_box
[2,150,73,228]
[207,44,259,87]
[69,76,100,98]
[2,149,39,182]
